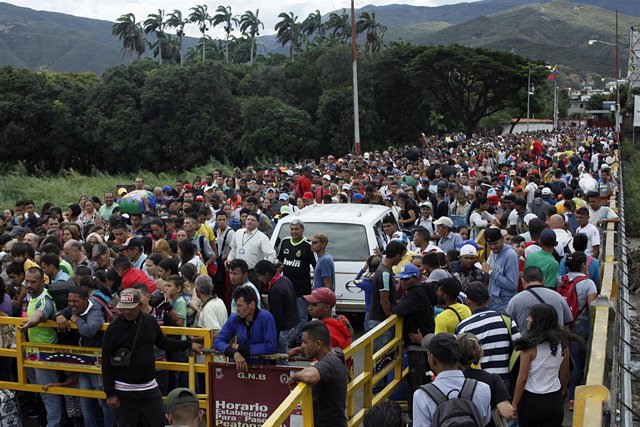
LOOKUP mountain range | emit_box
[0,0,638,82]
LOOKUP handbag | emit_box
[110,316,143,368]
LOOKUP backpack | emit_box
[557,274,588,319]
[90,295,114,322]
[48,280,74,310]
[421,379,483,427]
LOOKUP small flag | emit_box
[547,65,558,81]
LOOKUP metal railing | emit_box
[0,318,215,412]
[263,314,405,427]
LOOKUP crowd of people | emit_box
[0,126,619,427]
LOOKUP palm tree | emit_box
[166,10,187,66]
[356,11,387,56]
[239,9,263,65]
[112,13,146,60]
[189,4,210,61]
[275,12,302,59]
[326,9,350,42]
[302,10,325,42]
[211,5,238,63]
[143,9,167,64]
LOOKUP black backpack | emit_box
[48,280,75,311]
[420,379,483,427]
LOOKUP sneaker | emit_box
[569,400,574,411]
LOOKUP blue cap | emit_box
[162,185,172,192]
[391,231,409,243]
[352,193,364,201]
[395,264,421,279]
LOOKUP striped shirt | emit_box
[455,307,521,381]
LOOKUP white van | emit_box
[270,204,398,313]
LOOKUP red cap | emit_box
[184,184,193,190]
[303,191,313,200]
[303,288,336,306]
[195,195,205,202]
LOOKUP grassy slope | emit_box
[622,142,640,236]
[0,160,234,209]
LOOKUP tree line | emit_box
[112,5,387,66]
[0,43,557,175]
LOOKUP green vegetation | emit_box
[0,160,234,209]
[622,142,640,237]
[0,44,552,174]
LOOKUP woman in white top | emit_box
[512,303,576,427]
[467,195,497,240]
[563,251,598,408]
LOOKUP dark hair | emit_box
[384,241,406,258]
[179,263,198,282]
[413,226,430,241]
[232,285,258,305]
[25,267,44,280]
[0,277,5,301]
[10,242,29,258]
[68,203,82,217]
[228,259,249,274]
[515,304,580,356]
[422,252,440,269]
[158,258,180,275]
[75,266,92,279]
[177,240,196,262]
[6,262,24,276]
[254,260,276,276]
[382,214,396,225]
[40,253,60,269]
[132,282,150,295]
[528,218,545,240]
[301,319,331,347]
[514,197,527,208]
[511,235,525,245]
[41,237,63,251]
[575,207,589,217]
[437,277,462,300]
[113,256,132,270]
[572,233,588,251]
[167,274,185,290]
[69,286,89,299]
[363,401,403,427]
[147,253,163,266]
[566,251,587,272]
[523,266,544,283]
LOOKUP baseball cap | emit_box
[484,227,503,243]
[455,240,480,250]
[540,229,558,246]
[523,213,538,226]
[116,288,141,309]
[166,388,199,412]
[195,195,205,202]
[303,287,336,306]
[352,193,364,201]
[322,174,331,181]
[123,237,143,250]
[342,184,351,191]
[395,264,420,279]
[279,193,289,201]
[303,191,313,200]
[465,281,489,303]
[421,333,461,364]
[391,231,408,243]
[541,187,553,196]
[162,185,172,192]
[433,217,454,228]
[419,201,433,209]
[459,244,478,257]
[92,244,109,261]
[280,205,292,215]
[9,226,27,238]
[117,188,127,196]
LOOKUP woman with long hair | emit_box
[468,195,496,240]
[512,303,579,427]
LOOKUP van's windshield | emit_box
[275,222,370,262]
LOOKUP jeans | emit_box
[295,297,310,342]
[115,387,167,427]
[166,349,188,390]
[34,368,64,427]
[277,327,297,366]
[365,319,395,391]
[489,295,511,313]
[78,373,116,427]
[569,318,590,400]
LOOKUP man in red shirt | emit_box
[304,288,353,349]
[295,166,312,199]
[113,255,157,294]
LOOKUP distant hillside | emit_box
[414,2,638,82]
[0,0,638,76]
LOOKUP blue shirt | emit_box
[53,270,71,282]
[313,253,336,290]
[412,370,492,427]
[487,245,520,312]
[436,231,462,253]
[213,308,277,363]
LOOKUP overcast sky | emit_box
[9,0,481,37]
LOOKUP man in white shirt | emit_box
[586,191,619,228]
[226,212,276,270]
[575,207,600,259]
[194,275,228,333]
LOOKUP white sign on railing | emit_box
[634,95,640,127]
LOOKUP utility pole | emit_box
[615,10,621,142]
[526,67,531,133]
[351,0,361,156]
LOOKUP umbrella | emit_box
[118,190,156,214]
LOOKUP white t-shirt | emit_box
[196,297,229,332]
[576,223,600,257]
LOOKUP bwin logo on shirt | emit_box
[283,259,301,268]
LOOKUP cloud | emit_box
[8,0,479,37]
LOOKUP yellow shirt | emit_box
[198,223,215,243]
[392,250,418,275]
[434,303,472,334]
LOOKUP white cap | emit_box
[523,213,538,225]
[434,217,454,228]
[322,174,331,181]
[541,187,553,196]
[420,201,433,209]
[342,184,351,191]
[459,244,478,257]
